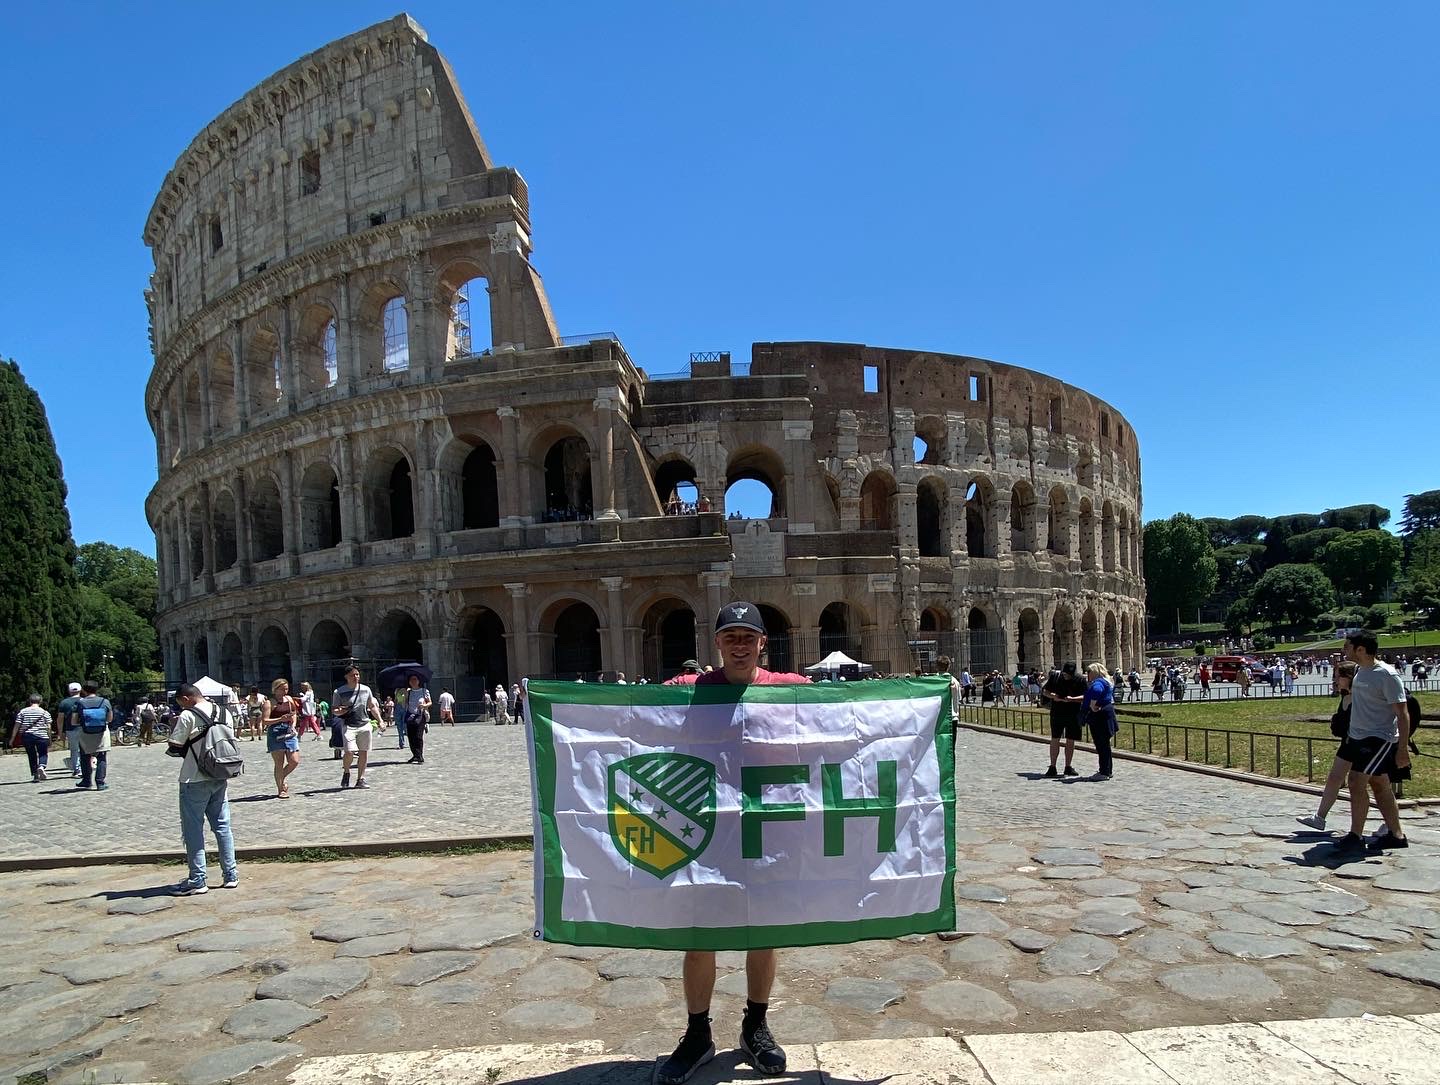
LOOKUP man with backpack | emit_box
[168,682,243,895]
[72,680,113,790]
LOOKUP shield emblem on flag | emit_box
[607,753,717,878]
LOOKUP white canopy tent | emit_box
[804,651,875,675]
[192,675,235,703]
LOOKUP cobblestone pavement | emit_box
[4,726,1440,1084]
[0,724,1322,860]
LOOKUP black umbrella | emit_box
[377,662,433,691]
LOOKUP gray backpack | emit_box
[185,707,246,780]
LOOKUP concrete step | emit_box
[281,1014,1440,1084]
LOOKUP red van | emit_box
[1209,655,1266,682]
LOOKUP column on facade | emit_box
[286,614,307,688]
[592,391,620,521]
[697,427,724,514]
[836,411,861,531]
[197,482,216,592]
[280,451,301,576]
[198,356,214,446]
[176,502,193,588]
[337,434,363,555]
[232,473,253,584]
[231,322,249,431]
[992,484,1013,561]
[896,481,918,552]
[504,583,532,679]
[782,419,815,532]
[414,419,439,557]
[280,297,299,413]
[700,569,731,628]
[406,256,437,380]
[177,376,192,455]
[337,273,359,395]
[240,619,257,687]
[601,577,626,674]
[497,407,528,526]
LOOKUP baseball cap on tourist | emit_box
[67,682,81,694]
[715,602,766,634]
[680,659,700,671]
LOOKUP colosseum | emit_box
[144,14,1145,701]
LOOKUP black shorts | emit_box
[1050,714,1083,741]
[1339,735,1409,782]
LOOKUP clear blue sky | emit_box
[4,3,1437,556]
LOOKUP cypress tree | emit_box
[0,358,84,711]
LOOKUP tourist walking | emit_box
[401,674,431,764]
[1082,664,1117,780]
[73,680,113,790]
[1042,663,1086,777]
[437,688,455,725]
[9,694,55,782]
[244,687,266,741]
[168,682,239,894]
[959,668,974,703]
[333,666,380,790]
[1297,662,1358,832]
[1331,632,1410,855]
[57,681,82,777]
[494,683,510,725]
[296,682,322,739]
[265,678,301,798]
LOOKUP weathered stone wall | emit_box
[145,16,1145,694]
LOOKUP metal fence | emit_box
[1121,678,1434,704]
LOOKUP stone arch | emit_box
[257,625,292,684]
[1047,486,1070,556]
[357,280,410,377]
[1081,608,1100,664]
[187,513,205,580]
[213,489,238,571]
[243,323,282,415]
[917,476,948,557]
[1017,607,1042,671]
[210,348,237,435]
[458,606,508,688]
[296,300,338,394]
[164,389,182,465]
[372,608,424,664]
[757,603,794,674]
[726,445,786,519]
[915,416,946,465]
[218,632,244,686]
[364,445,416,540]
[819,601,862,658]
[1104,610,1119,666]
[1010,481,1038,553]
[437,257,492,361]
[966,605,1003,673]
[182,369,203,452]
[249,472,285,562]
[965,476,994,558]
[654,456,699,515]
[640,597,698,681]
[535,429,593,520]
[541,598,603,678]
[299,461,342,551]
[1101,500,1117,572]
[1078,498,1096,570]
[1051,606,1076,668]
[193,635,209,678]
[859,470,895,531]
[307,619,350,692]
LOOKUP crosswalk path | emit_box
[279,1014,1440,1084]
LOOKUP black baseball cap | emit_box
[715,601,766,634]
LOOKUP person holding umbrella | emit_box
[376,663,434,763]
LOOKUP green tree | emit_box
[0,359,84,711]
[1144,514,1219,632]
[1320,504,1390,532]
[1251,564,1336,630]
[1224,594,1256,637]
[1399,491,1440,576]
[1316,529,1403,604]
[1286,527,1345,564]
[77,542,159,625]
[76,584,159,686]
[1214,543,1265,596]
[1399,573,1440,627]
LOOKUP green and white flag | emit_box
[525,677,955,951]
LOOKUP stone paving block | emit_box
[1328,918,1413,944]
[105,897,175,916]
[1156,963,1283,1003]
[220,999,326,1041]
[309,913,410,943]
[41,947,167,985]
[1304,929,1377,952]
[391,951,478,987]
[1038,934,1118,976]
[816,1037,988,1084]
[334,932,412,958]
[145,952,248,986]
[500,1000,597,1031]
[177,1040,304,1085]
[1033,848,1103,866]
[1127,1022,1354,1082]
[1007,978,1117,1013]
[965,1029,1173,1084]
[1206,931,1308,959]
[514,959,596,997]
[1131,930,1208,964]
[597,950,686,980]
[1263,1014,1440,1085]
[597,976,667,1009]
[54,1060,152,1085]
[939,906,1009,936]
[915,979,1018,1023]
[409,978,496,1006]
[0,1011,106,1059]
[1005,928,1054,953]
[255,960,372,1006]
[104,914,215,945]
[1368,950,1440,990]
[1072,913,1146,937]
[874,955,947,983]
[945,936,1019,978]
[408,916,528,952]
[1374,869,1440,894]
[1241,900,1328,926]
[176,928,295,953]
[957,883,1009,903]
[823,977,905,1013]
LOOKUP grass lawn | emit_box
[961,691,1440,798]
[1273,630,1440,651]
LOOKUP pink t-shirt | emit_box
[695,667,809,686]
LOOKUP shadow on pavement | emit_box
[1285,842,1379,870]
[40,787,95,798]
[96,883,175,901]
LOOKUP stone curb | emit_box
[961,721,1440,807]
[0,832,534,873]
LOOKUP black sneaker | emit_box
[341,772,351,789]
[1332,832,1366,855]
[1368,830,1409,852]
[1044,766,1058,777]
[656,1032,715,1085]
[1063,766,1079,777]
[739,1023,786,1076]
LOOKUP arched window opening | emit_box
[250,476,285,562]
[447,276,490,359]
[917,478,947,557]
[219,633,244,687]
[758,604,793,674]
[307,620,350,692]
[388,459,415,539]
[915,419,945,465]
[183,371,203,452]
[257,626,292,685]
[859,472,895,531]
[655,459,701,515]
[967,607,1001,674]
[374,611,424,666]
[462,445,499,529]
[1101,501,1117,572]
[272,347,283,402]
[642,600,697,681]
[300,463,342,552]
[543,436,593,521]
[1078,501,1096,569]
[552,603,602,678]
[210,351,237,435]
[1011,484,1036,553]
[819,602,861,659]
[364,449,415,541]
[213,492,238,571]
[1047,488,1070,555]
[965,481,990,558]
[1017,609,1042,672]
[322,319,338,388]
[1051,609,1076,669]
[920,607,951,633]
[382,297,409,372]
[726,448,785,520]
[187,519,205,579]
[913,436,928,464]
[193,638,210,679]
[1104,613,1119,668]
[461,608,508,689]
[1081,610,1100,664]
